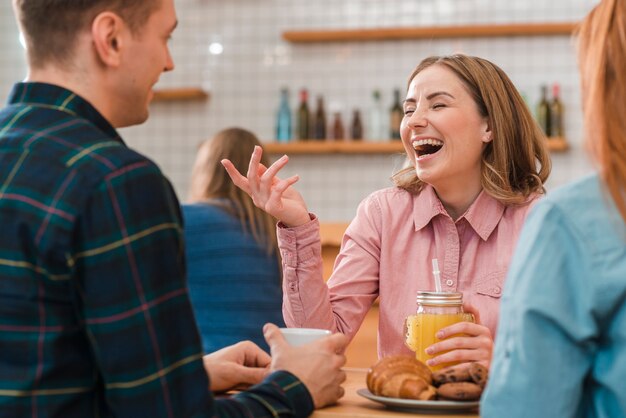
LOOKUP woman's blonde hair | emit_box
[392,54,551,205]
[577,0,626,222]
[189,128,277,254]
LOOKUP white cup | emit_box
[279,327,332,346]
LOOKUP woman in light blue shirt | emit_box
[483,1,626,416]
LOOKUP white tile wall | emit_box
[1,0,598,221]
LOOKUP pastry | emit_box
[366,355,432,387]
[366,355,436,400]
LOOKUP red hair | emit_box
[577,0,626,221]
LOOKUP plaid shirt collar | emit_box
[7,82,122,143]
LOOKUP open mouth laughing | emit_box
[412,139,443,158]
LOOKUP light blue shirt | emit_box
[482,174,626,418]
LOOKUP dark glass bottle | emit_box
[536,85,551,137]
[351,109,363,140]
[390,89,403,140]
[297,88,310,141]
[332,112,345,140]
[549,83,564,139]
[313,95,326,140]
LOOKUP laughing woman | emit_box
[223,55,550,368]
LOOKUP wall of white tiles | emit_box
[0,0,598,221]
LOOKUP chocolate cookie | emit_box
[437,382,483,401]
[468,362,489,388]
[432,363,471,385]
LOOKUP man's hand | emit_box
[264,323,348,408]
[202,341,271,393]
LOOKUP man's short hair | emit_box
[14,0,161,68]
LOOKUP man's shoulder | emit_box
[0,103,168,214]
[531,173,625,251]
[1,102,161,181]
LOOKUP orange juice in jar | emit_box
[404,291,474,371]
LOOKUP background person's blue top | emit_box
[482,174,626,418]
[182,201,284,353]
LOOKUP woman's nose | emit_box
[407,108,428,128]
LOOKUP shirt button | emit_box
[494,286,501,295]
[446,279,454,286]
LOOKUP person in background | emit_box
[483,0,626,416]
[223,54,551,369]
[0,0,347,417]
[184,128,285,353]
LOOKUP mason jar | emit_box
[404,291,475,370]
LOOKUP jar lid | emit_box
[416,291,463,306]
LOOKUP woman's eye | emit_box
[432,103,446,109]
[404,109,415,116]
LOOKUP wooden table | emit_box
[311,368,480,418]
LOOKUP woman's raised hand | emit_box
[221,146,311,227]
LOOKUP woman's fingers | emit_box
[426,335,491,354]
[259,156,289,195]
[436,321,491,340]
[425,322,494,368]
[246,146,264,196]
[261,154,289,182]
[426,347,491,367]
[221,159,251,194]
[269,175,300,201]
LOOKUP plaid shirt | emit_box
[0,82,313,418]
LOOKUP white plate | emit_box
[357,388,480,413]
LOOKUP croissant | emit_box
[366,355,436,400]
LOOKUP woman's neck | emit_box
[434,182,483,221]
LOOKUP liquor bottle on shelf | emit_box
[536,85,551,137]
[276,88,292,143]
[351,109,363,141]
[368,89,385,142]
[313,95,327,140]
[550,83,564,139]
[332,112,345,140]
[390,88,403,140]
[297,88,310,141]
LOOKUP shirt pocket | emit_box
[474,268,506,298]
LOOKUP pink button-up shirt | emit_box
[279,185,539,359]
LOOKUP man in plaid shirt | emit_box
[0,1,348,417]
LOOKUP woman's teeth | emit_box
[412,139,443,157]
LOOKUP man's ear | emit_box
[91,12,126,68]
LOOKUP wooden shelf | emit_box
[264,141,404,154]
[151,88,209,102]
[546,136,569,151]
[264,139,568,154]
[283,22,578,43]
